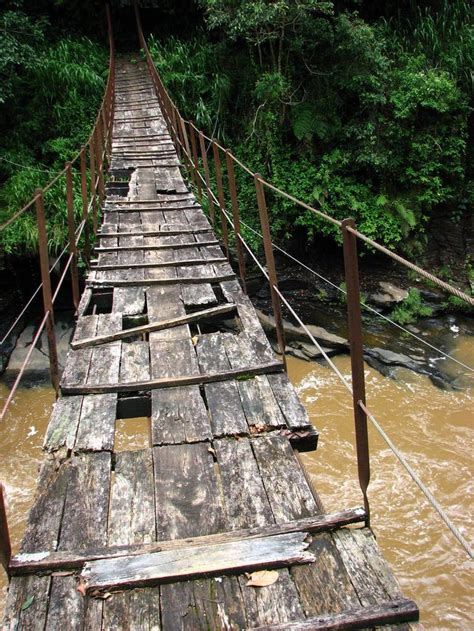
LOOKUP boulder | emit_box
[256,310,348,350]
[370,281,408,308]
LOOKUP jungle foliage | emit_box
[0,1,108,253]
[148,0,473,259]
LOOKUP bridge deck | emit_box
[2,61,418,630]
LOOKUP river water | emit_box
[0,336,472,628]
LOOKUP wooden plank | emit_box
[112,286,146,315]
[223,333,286,431]
[87,272,234,288]
[102,588,161,631]
[93,257,226,271]
[108,449,156,546]
[80,532,314,593]
[74,393,117,452]
[61,360,285,395]
[43,395,83,452]
[9,508,365,574]
[2,575,50,631]
[291,533,361,616]
[94,240,219,252]
[61,315,98,387]
[20,458,69,553]
[86,313,122,386]
[215,437,273,528]
[153,442,226,540]
[71,304,237,349]
[151,385,212,445]
[248,598,419,630]
[196,334,248,436]
[120,340,150,383]
[58,452,111,550]
[45,575,97,631]
[252,435,319,523]
[238,569,305,627]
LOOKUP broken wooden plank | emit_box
[248,598,419,630]
[71,304,237,349]
[74,393,117,452]
[43,396,83,452]
[9,508,366,574]
[112,287,146,315]
[86,272,235,288]
[92,257,227,271]
[80,532,314,593]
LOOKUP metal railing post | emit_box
[341,218,370,525]
[179,119,194,184]
[226,150,246,292]
[254,175,286,369]
[212,142,229,260]
[0,483,11,574]
[95,123,105,207]
[198,131,215,227]
[89,137,98,235]
[65,162,80,310]
[35,189,60,393]
[80,146,91,264]
[189,124,202,201]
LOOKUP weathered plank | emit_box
[153,442,226,540]
[102,589,161,631]
[120,340,150,383]
[74,393,117,452]
[196,334,248,436]
[61,315,98,387]
[58,452,111,550]
[112,286,146,315]
[252,435,320,523]
[215,437,273,528]
[108,449,155,546]
[2,575,50,631]
[151,385,212,445]
[43,395,83,452]
[248,598,419,630]
[9,508,366,574]
[71,304,237,349]
[81,532,314,593]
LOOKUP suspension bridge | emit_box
[1,2,472,628]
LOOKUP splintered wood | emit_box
[2,60,419,631]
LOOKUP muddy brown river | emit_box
[0,335,472,628]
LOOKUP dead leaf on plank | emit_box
[76,579,87,597]
[246,570,279,587]
[192,335,199,346]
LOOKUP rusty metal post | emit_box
[179,119,194,184]
[189,124,202,201]
[95,123,105,208]
[65,162,80,310]
[89,137,98,235]
[198,131,215,227]
[172,109,182,161]
[212,142,229,259]
[226,150,246,292]
[80,146,91,264]
[254,175,286,369]
[341,218,370,525]
[35,189,60,393]
[0,483,11,573]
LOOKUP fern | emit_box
[291,102,316,141]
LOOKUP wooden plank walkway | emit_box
[2,60,419,630]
